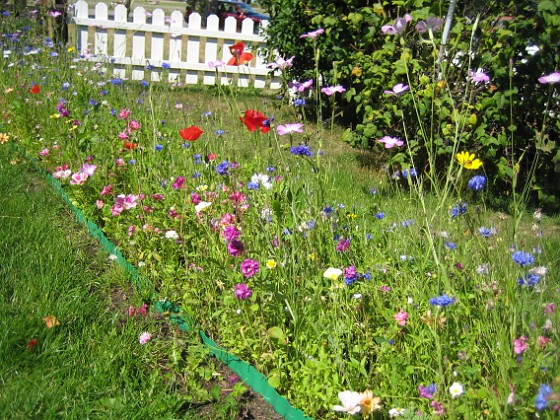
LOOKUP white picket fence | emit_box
[70,0,281,89]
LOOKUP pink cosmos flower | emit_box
[80,163,97,177]
[128,120,140,131]
[49,10,62,17]
[394,309,409,327]
[378,136,404,148]
[116,158,125,166]
[267,56,295,70]
[321,85,346,96]
[277,123,304,136]
[138,331,151,345]
[52,169,71,179]
[469,70,490,83]
[384,83,410,96]
[39,148,50,157]
[513,336,528,355]
[111,204,124,216]
[114,194,138,210]
[538,72,560,84]
[100,185,113,196]
[300,28,324,39]
[538,336,552,347]
[381,14,412,35]
[96,200,104,209]
[70,172,88,185]
[208,60,225,69]
[240,259,259,278]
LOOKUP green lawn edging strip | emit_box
[20,146,311,420]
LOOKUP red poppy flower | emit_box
[29,84,40,94]
[240,110,270,133]
[123,141,137,150]
[179,125,203,141]
[227,42,254,66]
[27,338,38,350]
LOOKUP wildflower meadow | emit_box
[1,2,560,418]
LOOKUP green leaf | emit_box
[267,326,287,344]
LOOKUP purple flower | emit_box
[535,384,552,410]
[80,163,97,177]
[277,123,304,135]
[227,238,245,257]
[381,14,412,35]
[321,85,346,96]
[469,70,490,83]
[267,56,295,70]
[478,226,496,238]
[343,265,358,285]
[538,72,560,84]
[300,28,324,39]
[289,79,313,92]
[419,383,436,399]
[336,238,351,252]
[216,160,230,176]
[290,145,313,156]
[468,175,486,191]
[222,225,241,241]
[384,83,410,96]
[234,283,252,300]
[416,17,444,33]
[429,294,455,307]
[172,176,185,190]
[378,136,404,148]
[240,259,259,278]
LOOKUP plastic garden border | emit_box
[18,146,312,420]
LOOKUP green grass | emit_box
[0,146,196,418]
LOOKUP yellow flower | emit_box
[456,151,483,170]
[351,66,362,77]
[323,267,342,280]
[346,212,357,220]
[266,259,277,269]
[67,47,75,52]
[0,133,9,144]
[4,88,14,94]
[359,390,382,415]
[50,113,61,119]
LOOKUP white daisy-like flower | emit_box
[449,382,464,398]
[333,390,362,415]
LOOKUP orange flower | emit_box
[29,84,41,94]
[179,125,203,141]
[227,42,254,66]
[240,110,270,133]
[123,141,138,150]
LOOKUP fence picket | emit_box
[70,1,280,89]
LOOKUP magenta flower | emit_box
[513,336,528,355]
[468,70,490,83]
[384,83,410,96]
[240,259,259,278]
[222,225,241,241]
[227,238,245,256]
[100,185,113,196]
[115,194,138,210]
[234,283,252,299]
[119,108,131,119]
[172,176,185,190]
[39,148,50,157]
[267,56,295,70]
[419,383,436,399]
[70,172,88,185]
[139,331,151,345]
[49,10,62,17]
[381,14,412,35]
[321,85,346,96]
[300,28,324,39]
[431,401,445,415]
[336,238,350,252]
[277,123,304,136]
[538,72,560,84]
[378,136,404,148]
[394,309,409,327]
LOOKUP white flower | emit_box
[195,201,212,213]
[323,267,343,280]
[333,390,362,415]
[165,230,179,240]
[389,407,406,417]
[449,382,464,398]
[353,294,363,299]
[251,173,273,189]
[108,254,118,261]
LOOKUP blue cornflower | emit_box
[2,11,10,16]
[192,171,201,178]
[216,160,230,176]
[215,129,224,135]
[305,220,317,230]
[512,251,535,267]
[50,51,58,57]
[478,226,496,238]
[365,234,373,240]
[468,175,486,191]
[62,82,70,90]
[89,99,98,106]
[247,181,260,190]
[290,145,313,156]
[110,108,117,117]
[155,144,164,151]
[375,212,385,219]
[162,62,170,69]
[283,228,292,236]
[294,98,306,107]
[111,78,123,85]
[182,143,191,148]
[401,219,414,227]
[450,202,467,218]
[146,64,154,71]
[518,273,541,287]
[429,294,455,307]
[369,187,378,195]
[267,166,276,172]
[362,272,372,280]
[203,111,212,117]
[402,168,417,178]
[128,159,136,165]
[535,384,552,410]
[141,80,149,87]
[100,90,109,96]
[444,242,456,250]
[321,206,334,217]
[193,154,201,164]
